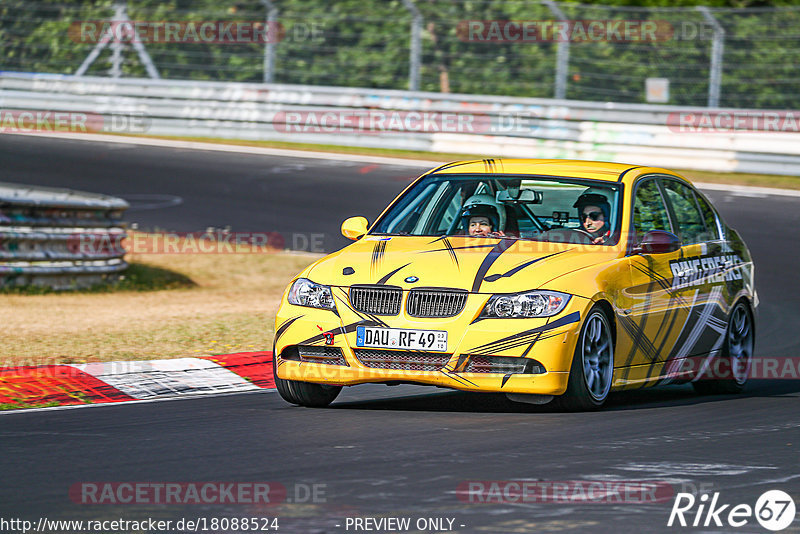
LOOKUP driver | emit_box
[573,191,611,244]
[461,194,506,237]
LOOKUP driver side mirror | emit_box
[341,216,369,241]
[632,230,681,255]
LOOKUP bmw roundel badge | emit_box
[404,276,419,283]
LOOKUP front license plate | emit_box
[356,326,447,352]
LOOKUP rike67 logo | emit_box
[668,490,796,531]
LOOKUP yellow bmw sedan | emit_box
[273,159,756,410]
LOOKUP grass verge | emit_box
[1,263,196,295]
[0,237,321,367]
[0,401,61,411]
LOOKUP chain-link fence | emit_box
[2,0,799,109]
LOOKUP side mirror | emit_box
[341,216,369,241]
[633,230,681,255]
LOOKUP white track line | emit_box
[5,131,437,168]
[691,181,800,198]
[0,389,275,416]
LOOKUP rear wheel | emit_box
[553,306,614,411]
[273,352,342,407]
[693,301,753,395]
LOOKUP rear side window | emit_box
[694,193,722,241]
[661,180,707,244]
[633,179,671,240]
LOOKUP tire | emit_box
[692,300,753,395]
[552,306,615,411]
[273,352,342,407]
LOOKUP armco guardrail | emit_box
[0,181,128,289]
[1,72,800,176]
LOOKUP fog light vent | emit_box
[464,355,545,374]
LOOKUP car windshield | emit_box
[371,174,622,245]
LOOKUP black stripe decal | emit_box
[442,237,459,268]
[469,331,563,356]
[435,160,481,172]
[617,166,642,182]
[440,368,478,388]
[618,315,660,363]
[370,240,387,274]
[630,262,689,309]
[468,312,580,353]
[520,332,543,358]
[484,250,568,283]
[471,239,516,292]
[274,315,303,345]
[423,243,497,254]
[377,263,411,285]
[334,289,389,327]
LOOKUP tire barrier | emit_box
[0,181,128,289]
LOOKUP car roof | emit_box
[428,159,686,184]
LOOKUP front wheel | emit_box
[692,301,753,395]
[553,306,614,411]
[273,353,342,407]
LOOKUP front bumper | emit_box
[274,292,589,396]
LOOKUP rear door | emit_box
[659,178,728,367]
[616,176,687,385]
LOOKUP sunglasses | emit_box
[581,211,603,221]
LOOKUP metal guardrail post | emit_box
[542,0,570,100]
[109,3,124,78]
[260,0,279,84]
[401,0,423,92]
[75,1,160,79]
[697,7,725,108]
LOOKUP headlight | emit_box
[480,290,570,318]
[287,278,336,310]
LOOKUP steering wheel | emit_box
[570,228,596,238]
[539,227,596,244]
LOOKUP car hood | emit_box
[307,235,620,293]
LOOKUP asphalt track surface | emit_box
[1,135,799,533]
